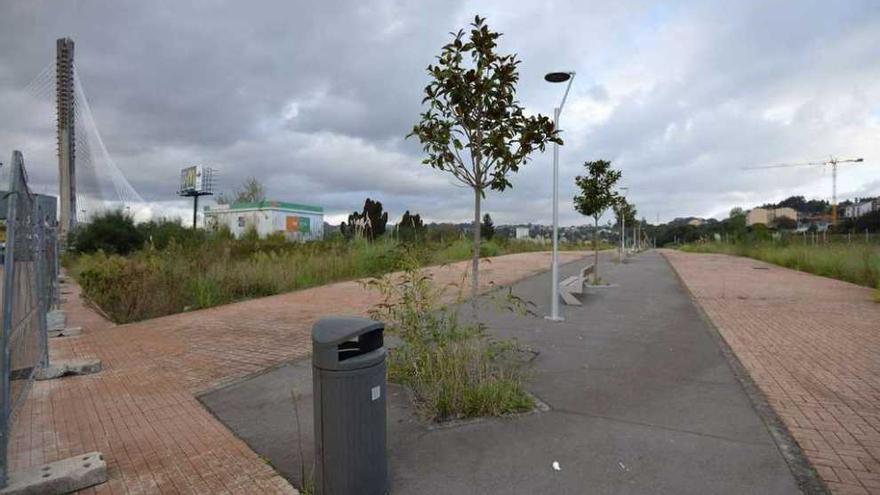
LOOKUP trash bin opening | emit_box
[337,329,383,362]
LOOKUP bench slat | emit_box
[559,290,581,306]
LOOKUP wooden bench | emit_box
[558,264,595,306]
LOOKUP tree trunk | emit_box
[471,187,481,308]
[593,216,600,285]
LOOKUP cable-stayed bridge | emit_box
[20,38,146,233]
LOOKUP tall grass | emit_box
[70,238,402,323]
[364,253,533,421]
[68,236,586,323]
[680,242,880,293]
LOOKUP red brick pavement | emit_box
[9,251,585,494]
[664,250,880,495]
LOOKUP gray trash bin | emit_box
[313,316,388,495]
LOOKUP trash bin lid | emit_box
[313,316,383,345]
[313,316,385,370]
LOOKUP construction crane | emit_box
[743,156,865,225]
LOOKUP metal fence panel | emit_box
[0,151,56,487]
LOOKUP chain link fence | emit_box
[0,151,58,487]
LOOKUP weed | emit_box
[68,235,585,323]
[365,251,534,422]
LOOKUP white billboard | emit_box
[179,165,214,195]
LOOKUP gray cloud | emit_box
[1,0,878,226]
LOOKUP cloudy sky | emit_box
[1,1,879,225]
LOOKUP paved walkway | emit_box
[10,250,585,494]
[664,250,880,495]
[203,251,803,494]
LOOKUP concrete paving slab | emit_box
[36,358,101,380]
[0,451,106,495]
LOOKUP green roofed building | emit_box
[204,200,324,241]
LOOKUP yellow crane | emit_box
[743,157,865,225]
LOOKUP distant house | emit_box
[746,207,797,227]
[843,199,879,219]
[515,227,530,240]
[205,200,324,241]
[687,218,705,227]
[798,213,833,232]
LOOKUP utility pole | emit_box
[655,212,659,248]
[56,38,76,238]
[619,187,628,261]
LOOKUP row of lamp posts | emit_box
[544,71,641,322]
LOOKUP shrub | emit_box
[73,250,187,321]
[70,210,144,255]
[364,253,533,422]
[138,218,204,250]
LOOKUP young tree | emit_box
[481,213,496,240]
[216,176,266,205]
[363,198,388,239]
[728,207,747,241]
[613,198,637,254]
[613,199,636,229]
[573,160,622,285]
[409,16,559,301]
[340,198,389,241]
[398,210,425,243]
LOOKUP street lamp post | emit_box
[619,187,628,262]
[544,71,575,322]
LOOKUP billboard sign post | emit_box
[177,165,215,229]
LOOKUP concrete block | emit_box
[46,310,66,332]
[48,327,82,339]
[36,359,102,381]
[0,451,106,495]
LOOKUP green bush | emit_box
[138,218,205,250]
[70,210,144,255]
[73,250,187,321]
[365,254,533,422]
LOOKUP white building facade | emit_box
[205,200,324,241]
[843,199,879,219]
[746,207,798,227]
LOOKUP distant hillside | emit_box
[758,195,829,215]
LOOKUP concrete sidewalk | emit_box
[202,251,805,494]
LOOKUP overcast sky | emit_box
[1,1,879,225]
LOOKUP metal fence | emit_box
[0,151,58,486]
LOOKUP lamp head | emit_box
[544,72,572,83]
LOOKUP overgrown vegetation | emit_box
[67,211,585,323]
[680,242,880,297]
[364,253,534,422]
[68,210,144,255]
